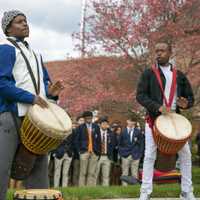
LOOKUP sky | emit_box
[0,0,83,61]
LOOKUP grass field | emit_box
[7,167,200,200]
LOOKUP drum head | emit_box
[155,113,192,140]
[28,101,72,138]
[14,189,62,200]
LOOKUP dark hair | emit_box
[82,111,93,118]
[127,116,137,122]
[99,116,109,124]
[113,125,122,133]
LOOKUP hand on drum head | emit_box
[177,97,188,109]
[33,96,49,108]
[48,80,64,96]
[159,106,170,114]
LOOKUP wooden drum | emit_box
[153,113,192,155]
[20,101,72,155]
[14,189,63,200]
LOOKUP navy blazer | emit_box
[72,128,80,160]
[119,127,144,160]
[113,134,120,163]
[51,132,74,159]
[100,129,116,160]
[74,123,101,156]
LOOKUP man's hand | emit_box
[177,97,188,109]
[159,106,170,114]
[48,80,64,97]
[33,96,48,108]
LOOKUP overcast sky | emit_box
[0,0,83,61]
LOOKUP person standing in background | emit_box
[95,117,116,186]
[111,125,122,185]
[72,116,85,186]
[119,117,144,186]
[75,111,101,186]
[53,130,74,187]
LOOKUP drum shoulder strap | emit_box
[7,38,40,95]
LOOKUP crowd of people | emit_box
[8,111,145,188]
[48,111,145,187]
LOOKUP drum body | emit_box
[155,151,177,172]
[11,144,37,180]
[20,102,72,155]
[153,113,192,155]
[14,189,63,200]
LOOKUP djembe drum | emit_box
[153,112,192,155]
[20,101,72,154]
[153,113,192,171]
[11,101,72,180]
[14,189,63,200]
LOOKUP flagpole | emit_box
[80,0,87,57]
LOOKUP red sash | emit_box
[152,63,177,111]
[146,64,177,128]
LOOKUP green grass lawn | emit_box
[7,167,200,200]
[59,184,200,199]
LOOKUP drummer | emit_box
[136,39,195,200]
[0,10,64,199]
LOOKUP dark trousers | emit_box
[0,112,49,200]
